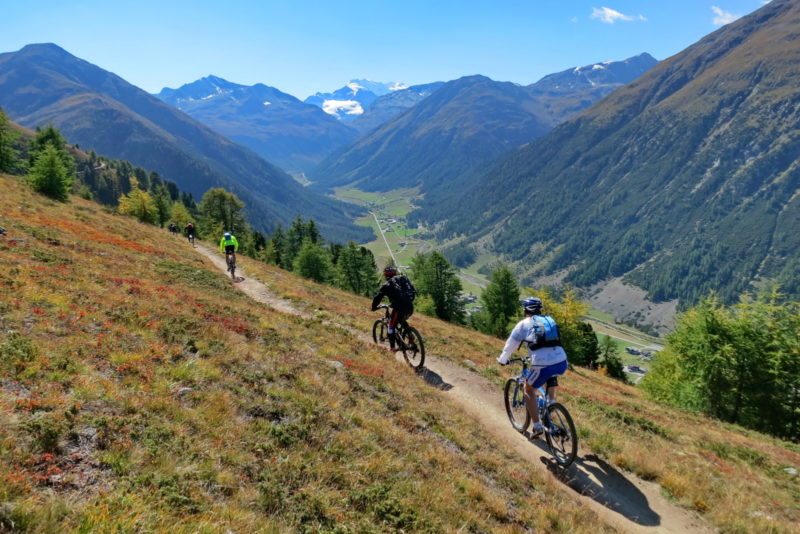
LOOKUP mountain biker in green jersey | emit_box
[497,297,568,437]
[220,232,238,255]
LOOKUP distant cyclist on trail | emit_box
[371,266,416,351]
[497,297,568,437]
[184,222,196,243]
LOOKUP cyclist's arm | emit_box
[497,321,525,365]
[370,284,388,311]
[219,239,225,252]
[233,236,239,251]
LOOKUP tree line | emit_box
[641,289,799,442]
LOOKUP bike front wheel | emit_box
[372,319,388,345]
[504,378,530,432]
[544,402,578,467]
[399,326,425,369]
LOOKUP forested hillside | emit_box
[418,0,800,306]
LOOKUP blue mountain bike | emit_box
[504,357,578,467]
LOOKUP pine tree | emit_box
[599,335,627,382]
[28,145,73,201]
[199,188,248,238]
[29,124,75,176]
[293,239,333,283]
[170,202,192,228]
[0,108,20,174]
[152,183,173,228]
[335,241,379,296]
[412,251,465,323]
[480,265,519,337]
[265,225,287,267]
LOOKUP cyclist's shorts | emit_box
[525,359,568,388]
[388,307,412,328]
[224,245,236,254]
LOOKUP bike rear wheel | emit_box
[544,402,578,467]
[372,319,388,345]
[504,378,530,432]
[227,255,236,280]
[399,325,425,369]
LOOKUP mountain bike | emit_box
[187,233,195,247]
[373,305,425,369]
[504,357,578,467]
[226,252,236,280]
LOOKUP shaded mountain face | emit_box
[304,80,404,121]
[310,54,655,201]
[421,0,800,306]
[156,76,358,173]
[0,44,368,241]
[350,82,445,135]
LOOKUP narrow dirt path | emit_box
[196,246,713,534]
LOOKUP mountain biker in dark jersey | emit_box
[371,266,415,351]
[497,296,568,436]
[184,222,195,242]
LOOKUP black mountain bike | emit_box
[373,305,425,369]
[504,357,578,467]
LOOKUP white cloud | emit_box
[711,6,739,25]
[590,6,643,24]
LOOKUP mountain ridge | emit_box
[156,75,358,172]
[0,43,369,241]
[310,54,656,201]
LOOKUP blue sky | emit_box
[1,0,772,99]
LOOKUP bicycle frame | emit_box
[504,356,577,467]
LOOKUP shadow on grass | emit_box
[537,450,661,526]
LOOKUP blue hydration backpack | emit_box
[527,315,561,349]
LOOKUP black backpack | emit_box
[390,275,417,305]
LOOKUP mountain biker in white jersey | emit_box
[497,296,568,436]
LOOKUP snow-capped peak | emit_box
[347,82,365,95]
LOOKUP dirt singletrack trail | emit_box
[196,246,713,533]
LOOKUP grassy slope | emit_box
[2,174,799,533]
[0,174,606,532]
[242,240,800,532]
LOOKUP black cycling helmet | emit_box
[383,266,398,278]
[521,296,543,314]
